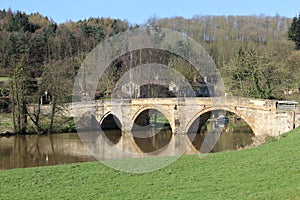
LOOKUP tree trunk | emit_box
[49,96,56,133]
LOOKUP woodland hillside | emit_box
[0,9,299,101]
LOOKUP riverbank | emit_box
[0,127,299,199]
[0,112,76,136]
[0,113,13,135]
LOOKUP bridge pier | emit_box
[120,133,135,158]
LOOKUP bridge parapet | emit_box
[92,97,277,108]
[225,97,277,110]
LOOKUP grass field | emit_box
[0,77,10,82]
[0,127,300,199]
[0,113,13,133]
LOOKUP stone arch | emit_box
[99,112,122,145]
[131,107,173,154]
[99,111,114,124]
[185,106,255,153]
[132,106,175,132]
[100,112,122,129]
[186,106,255,136]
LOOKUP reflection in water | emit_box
[1,115,255,170]
[187,115,254,152]
[101,114,122,144]
[132,109,173,154]
[133,129,173,154]
[0,133,95,170]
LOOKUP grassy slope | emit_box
[0,128,300,199]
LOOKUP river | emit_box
[0,133,96,170]
[0,121,254,170]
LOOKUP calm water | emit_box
[0,133,95,170]
[187,124,254,152]
[0,122,254,170]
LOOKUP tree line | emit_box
[0,9,299,134]
[147,15,299,98]
[0,9,129,134]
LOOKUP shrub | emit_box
[0,99,10,113]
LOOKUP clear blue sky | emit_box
[1,0,300,24]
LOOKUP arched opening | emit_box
[132,109,172,153]
[100,114,122,145]
[187,110,254,152]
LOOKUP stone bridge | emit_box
[39,97,299,158]
[67,97,299,136]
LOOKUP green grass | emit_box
[0,77,10,82]
[1,127,300,199]
[0,113,13,132]
[149,113,169,124]
[0,113,76,134]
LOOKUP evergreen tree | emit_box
[288,14,300,50]
[295,14,300,49]
[288,17,297,40]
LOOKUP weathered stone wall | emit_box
[295,109,300,128]
[49,97,296,136]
